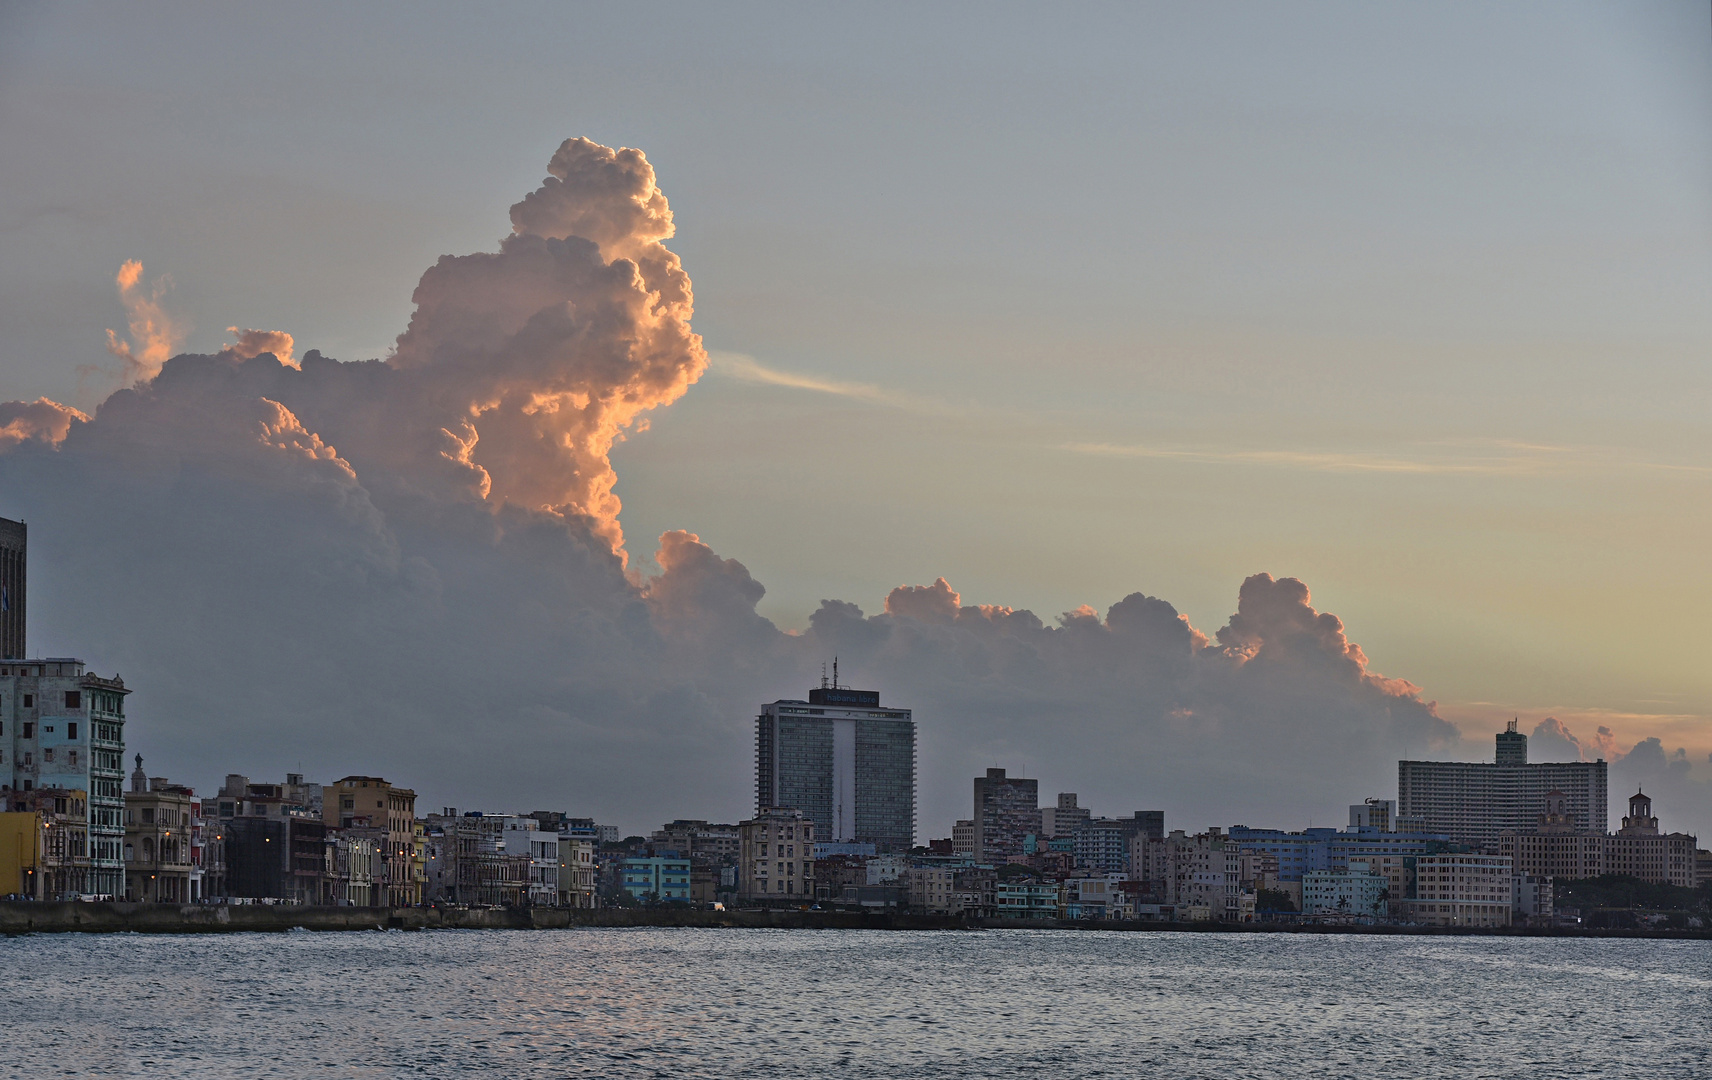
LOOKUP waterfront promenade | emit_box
[3,901,1707,938]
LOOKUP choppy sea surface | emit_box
[3,928,1708,1078]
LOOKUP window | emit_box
[43,749,53,763]
[142,808,155,824]
[22,694,32,708]
[64,690,81,709]
[22,722,33,739]
[66,723,76,740]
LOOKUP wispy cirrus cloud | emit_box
[1059,438,1712,478]
[708,351,953,415]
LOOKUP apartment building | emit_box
[1406,853,1514,927]
[738,806,815,902]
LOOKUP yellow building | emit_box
[324,776,419,906]
[0,810,43,899]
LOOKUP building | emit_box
[7,787,91,898]
[1302,860,1387,919]
[907,866,957,914]
[422,814,531,906]
[621,855,692,902]
[324,776,419,905]
[1499,789,1698,888]
[1398,722,1608,850]
[738,806,815,902]
[329,832,382,906]
[995,879,1058,918]
[2,657,128,896]
[973,768,1040,863]
[0,809,41,897]
[1604,790,1697,888]
[1513,875,1553,923]
[0,517,23,660]
[951,819,976,857]
[557,835,597,907]
[123,760,195,903]
[1498,790,1607,881]
[754,682,915,852]
[1134,828,1253,921]
[1405,853,1513,927]
[1041,793,1091,838]
[502,817,559,905]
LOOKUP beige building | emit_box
[325,776,419,905]
[907,866,957,914]
[123,759,195,903]
[1499,790,1606,881]
[1500,789,1697,888]
[739,806,814,902]
[951,819,976,858]
[1134,828,1250,921]
[557,835,597,908]
[1406,853,1513,927]
[330,831,383,906]
[1605,790,1697,888]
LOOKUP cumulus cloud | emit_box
[104,260,186,384]
[0,399,88,449]
[224,327,297,367]
[0,136,1700,838]
[1527,717,1708,836]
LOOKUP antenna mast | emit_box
[832,656,840,689]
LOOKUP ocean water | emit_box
[2,928,1707,1078]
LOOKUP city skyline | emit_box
[0,5,1708,840]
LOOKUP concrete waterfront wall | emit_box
[2,902,1706,937]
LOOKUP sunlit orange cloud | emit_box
[224,326,296,367]
[104,260,186,384]
[1440,702,1712,769]
[0,398,89,449]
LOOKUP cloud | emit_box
[709,351,947,414]
[0,399,88,449]
[225,327,297,367]
[1,136,1698,839]
[1061,439,1712,480]
[104,260,187,384]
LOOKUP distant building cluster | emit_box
[1,516,1708,922]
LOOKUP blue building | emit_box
[1226,825,1461,883]
[621,855,692,902]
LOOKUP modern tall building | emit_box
[2,657,128,896]
[754,683,916,853]
[972,767,1040,862]
[0,517,24,660]
[1398,721,1608,850]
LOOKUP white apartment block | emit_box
[907,866,956,914]
[1301,860,1387,918]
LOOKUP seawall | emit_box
[2,902,1708,938]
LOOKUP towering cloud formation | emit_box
[105,261,186,384]
[2,137,1702,836]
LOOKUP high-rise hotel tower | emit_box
[754,681,915,853]
[1399,721,1607,851]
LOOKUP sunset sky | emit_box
[2,3,1709,834]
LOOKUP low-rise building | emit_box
[1302,860,1386,919]
[0,809,42,898]
[122,761,194,904]
[1135,828,1250,921]
[8,787,90,898]
[557,835,597,907]
[1406,853,1513,927]
[907,866,957,914]
[621,855,691,902]
[995,879,1058,918]
[738,807,815,903]
[1513,874,1553,923]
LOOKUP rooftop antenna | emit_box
[832,656,840,689]
[820,662,828,690]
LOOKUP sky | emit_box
[2,2,1710,838]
